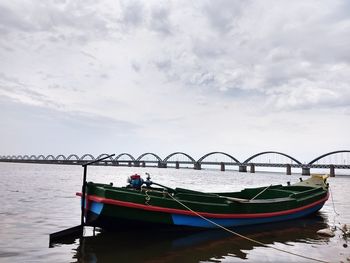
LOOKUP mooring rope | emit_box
[329,186,339,216]
[328,185,339,232]
[167,193,330,263]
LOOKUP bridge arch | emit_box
[37,155,45,160]
[80,154,95,161]
[163,152,196,163]
[197,152,241,164]
[115,153,135,161]
[136,153,162,162]
[308,150,350,164]
[96,153,114,161]
[55,155,66,161]
[11,155,18,159]
[29,155,37,160]
[67,154,79,161]
[23,155,30,160]
[243,151,302,164]
[45,155,55,160]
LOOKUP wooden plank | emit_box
[49,225,83,246]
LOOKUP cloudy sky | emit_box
[0,0,349,162]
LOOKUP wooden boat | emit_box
[78,174,329,229]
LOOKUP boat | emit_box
[77,174,329,229]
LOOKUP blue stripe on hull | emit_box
[81,198,104,215]
[171,203,325,228]
[89,202,104,215]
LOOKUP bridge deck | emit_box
[0,159,349,169]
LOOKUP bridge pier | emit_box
[158,162,167,168]
[250,164,255,173]
[134,161,140,167]
[301,167,310,176]
[330,165,335,177]
[194,162,201,170]
[141,161,145,167]
[175,161,179,169]
[128,161,132,167]
[220,162,225,171]
[286,164,291,175]
[239,165,247,173]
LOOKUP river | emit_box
[0,163,349,262]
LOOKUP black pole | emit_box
[80,154,115,228]
[50,154,115,246]
[81,165,88,227]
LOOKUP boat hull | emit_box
[85,200,327,229]
[79,175,329,229]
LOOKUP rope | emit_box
[328,186,339,231]
[144,190,151,205]
[329,186,339,216]
[250,184,271,201]
[167,193,330,263]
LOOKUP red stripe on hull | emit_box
[76,192,329,219]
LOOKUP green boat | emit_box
[78,174,329,229]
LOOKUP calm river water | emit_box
[0,163,349,263]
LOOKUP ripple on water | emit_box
[0,163,349,263]
[0,252,21,258]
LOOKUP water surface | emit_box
[0,163,349,262]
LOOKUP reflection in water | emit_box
[71,214,328,263]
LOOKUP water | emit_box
[0,163,349,263]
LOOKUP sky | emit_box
[0,0,349,162]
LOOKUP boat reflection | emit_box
[73,214,329,263]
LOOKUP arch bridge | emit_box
[0,151,350,176]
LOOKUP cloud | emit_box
[153,58,172,71]
[0,0,349,157]
[202,0,247,34]
[131,61,141,72]
[119,0,145,28]
[0,1,114,45]
[0,4,36,33]
[0,96,140,155]
[144,0,350,111]
[149,3,172,35]
[0,72,62,108]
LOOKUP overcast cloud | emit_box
[0,0,349,161]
